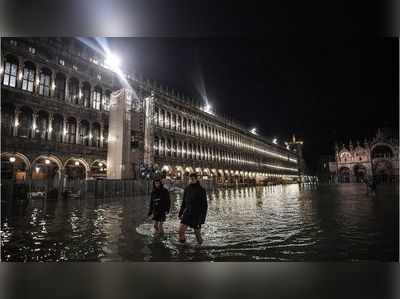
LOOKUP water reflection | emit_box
[1,183,398,262]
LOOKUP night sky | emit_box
[108,37,397,172]
[76,1,399,174]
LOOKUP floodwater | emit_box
[1,183,398,262]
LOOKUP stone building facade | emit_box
[1,37,302,193]
[329,129,399,183]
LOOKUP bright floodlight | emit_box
[250,128,257,135]
[203,103,213,115]
[272,138,278,144]
[105,52,121,72]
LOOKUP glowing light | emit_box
[35,167,40,173]
[9,157,16,163]
[14,120,19,127]
[74,161,80,166]
[45,159,51,165]
[272,138,278,144]
[51,82,56,90]
[104,53,121,72]
[18,71,22,80]
[98,162,103,167]
[250,128,258,135]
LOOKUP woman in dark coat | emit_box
[148,179,171,234]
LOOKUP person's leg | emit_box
[178,223,187,243]
[194,227,203,245]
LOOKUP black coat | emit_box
[178,182,208,225]
[148,186,170,216]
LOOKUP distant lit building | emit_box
[329,129,399,183]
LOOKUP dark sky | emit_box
[108,37,397,172]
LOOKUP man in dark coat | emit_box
[148,179,170,234]
[178,173,208,244]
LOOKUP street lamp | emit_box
[105,53,121,72]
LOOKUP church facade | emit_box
[329,129,399,183]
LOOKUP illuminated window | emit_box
[21,62,35,92]
[55,73,66,100]
[28,47,36,55]
[59,59,65,66]
[2,56,18,88]
[103,90,111,111]
[38,68,51,97]
[92,86,102,110]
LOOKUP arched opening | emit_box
[55,73,66,100]
[68,77,79,104]
[17,106,33,138]
[2,54,18,88]
[90,160,107,178]
[373,160,393,184]
[353,164,367,183]
[1,153,29,183]
[371,145,393,159]
[31,156,61,197]
[1,104,15,136]
[51,114,63,142]
[92,86,102,110]
[34,110,49,140]
[38,67,52,97]
[65,159,87,181]
[82,81,91,108]
[66,117,77,144]
[103,89,111,111]
[92,122,101,147]
[338,167,350,183]
[103,125,108,148]
[21,61,35,92]
[79,120,90,145]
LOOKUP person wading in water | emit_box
[178,173,208,245]
[148,179,171,235]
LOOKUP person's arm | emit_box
[178,190,186,218]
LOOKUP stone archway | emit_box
[373,160,393,183]
[31,155,63,196]
[353,164,367,183]
[338,167,350,183]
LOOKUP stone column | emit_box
[50,72,56,98]
[34,66,40,95]
[47,112,54,141]
[17,62,23,89]
[100,123,104,148]
[75,118,80,144]
[62,117,67,143]
[65,76,70,103]
[31,112,38,139]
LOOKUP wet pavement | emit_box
[1,183,398,261]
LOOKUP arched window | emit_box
[55,73,66,100]
[160,109,165,127]
[177,115,182,132]
[51,114,63,142]
[172,140,177,158]
[103,125,108,148]
[103,90,111,111]
[68,77,79,104]
[1,104,14,136]
[82,82,91,107]
[171,114,176,131]
[166,139,171,157]
[21,61,35,92]
[17,107,33,138]
[79,120,90,146]
[35,111,49,140]
[160,138,165,157]
[92,86,102,110]
[166,112,171,129]
[66,117,76,144]
[182,118,187,134]
[38,68,52,97]
[2,55,18,87]
[92,123,101,147]
[154,107,159,126]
